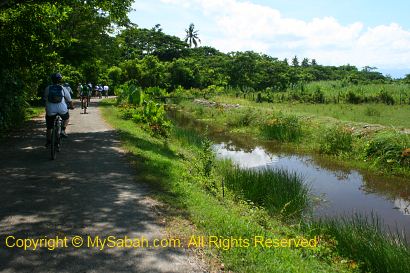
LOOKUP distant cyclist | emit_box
[63,83,73,97]
[44,73,74,146]
[103,85,109,98]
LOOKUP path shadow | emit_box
[0,117,202,272]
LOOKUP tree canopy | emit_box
[0,2,400,132]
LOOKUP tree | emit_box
[292,55,299,67]
[184,23,201,48]
[117,25,188,61]
[301,58,310,67]
[0,0,133,131]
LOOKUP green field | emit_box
[214,95,410,128]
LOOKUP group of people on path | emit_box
[78,83,109,99]
[43,72,110,145]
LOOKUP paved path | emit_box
[0,100,206,273]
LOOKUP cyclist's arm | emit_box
[63,87,74,109]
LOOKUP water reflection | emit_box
[169,109,410,240]
[214,143,278,168]
[213,142,410,240]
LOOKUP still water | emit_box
[170,110,410,239]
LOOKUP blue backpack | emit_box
[48,85,64,103]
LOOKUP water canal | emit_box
[169,109,410,240]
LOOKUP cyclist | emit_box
[44,73,74,146]
[63,83,73,97]
[80,83,88,110]
[103,85,109,98]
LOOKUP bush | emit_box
[365,131,410,168]
[0,71,28,133]
[345,90,363,104]
[115,82,145,106]
[378,89,395,105]
[227,108,258,127]
[319,126,353,155]
[142,100,171,137]
[312,87,325,103]
[262,114,303,142]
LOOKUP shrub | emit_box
[365,131,410,168]
[312,87,325,103]
[345,90,363,104]
[378,89,395,105]
[227,108,258,127]
[200,137,215,177]
[319,126,353,155]
[262,114,303,142]
[142,100,171,137]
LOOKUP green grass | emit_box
[26,106,44,120]
[247,81,410,106]
[177,98,410,177]
[364,130,410,168]
[261,113,303,142]
[222,167,310,218]
[319,126,353,155]
[100,99,355,273]
[214,96,410,128]
[305,214,410,273]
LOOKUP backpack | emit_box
[48,84,64,103]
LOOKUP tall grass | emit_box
[172,126,204,147]
[222,167,310,218]
[365,130,410,168]
[305,214,410,273]
[261,113,303,142]
[319,126,353,155]
[226,108,259,127]
[254,81,410,105]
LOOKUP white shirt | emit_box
[44,85,72,116]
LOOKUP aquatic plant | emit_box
[305,213,410,273]
[261,113,303,142]
[222,167,310,218]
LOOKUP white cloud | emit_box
[158,0,410,69]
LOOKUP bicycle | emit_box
[50,114,62,160]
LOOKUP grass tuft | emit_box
[319,126,353,155]
[305,213,410,273]
[261,113,303,142]
[222,167,310,218]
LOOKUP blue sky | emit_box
[130,0,410,78]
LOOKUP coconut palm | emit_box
[184,23,201,48]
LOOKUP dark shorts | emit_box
[45,112,69,129]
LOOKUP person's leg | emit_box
[45,114,55,145]
[61,112,70,137]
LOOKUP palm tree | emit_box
[185,23,201,48]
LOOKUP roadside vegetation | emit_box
[101,99,356,273]
[102,95,410,273]
[305,214,410,273]
[176,97,410,177]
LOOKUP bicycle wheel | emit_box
[50,121,57,160]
